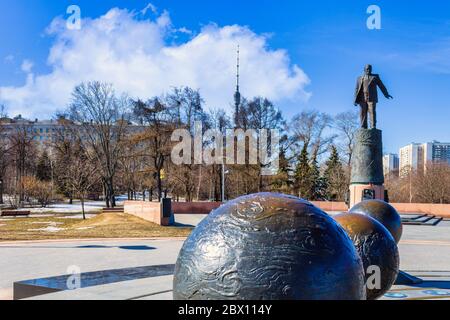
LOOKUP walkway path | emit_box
[1,216,449,300]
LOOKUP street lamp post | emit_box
[221,164,230,203]
[221,163,225,202]
[0,179,3,205]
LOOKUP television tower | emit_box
[234,45,241,127]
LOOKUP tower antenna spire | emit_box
[236,45,240,91]
[234,45,241,126]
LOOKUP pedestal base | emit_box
[349,184,385,208]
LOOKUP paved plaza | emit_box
[1,214,449,300]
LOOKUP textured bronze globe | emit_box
[173,193,366,300]
[349,200,403,243]
[334,213,400,300]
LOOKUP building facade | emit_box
[0,115,67,145]
[399,141,450,176]
[0,115,144,148]
[427,141,450,164]
[383,153,399,177]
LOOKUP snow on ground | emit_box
[27,221,66,233]
[17,201,106,214]
[27,214,56,218]
[1,196,126,214]
[58,214,97,219]
[29,221,61,225]
[27,226,66,233]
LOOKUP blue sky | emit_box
[0,0,449,154]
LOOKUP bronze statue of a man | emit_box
[354,64,393,129]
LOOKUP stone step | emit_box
[402,214,443,226]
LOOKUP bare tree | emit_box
[133,98,175,202]
[60,143,100,219]
[166,87,206,130]
[205,108,231,201]
[244,97,285,191]
[51,119,77,204]
[119,137,142,200]
[164,87,206,201]
[290,110,336,161]
[0,124,8,204]
[0,111,9,204]
[385,162,450,204]
[67,81,130,208]
[414,162,450,204]
[0,104,7,118]
[22,176,53,208]
[334,110,359,166]
[8,125,37,204]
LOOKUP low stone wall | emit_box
[313,201,450,218]
[172,202,222,214]
[391,203,450,218]
[171,201,348,214]
[124,201,170,226]
[310,201,348,212]
[170,200,450,218]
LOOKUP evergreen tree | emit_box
[309,156,326,200]
[294,144,312,199]
[36,150,52,182]
[271,148,292,193]
[323,145,346,201]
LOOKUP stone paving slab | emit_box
[0,239,184,300]
[2,215,450,300]
[27,275,174,300]
[382,271,450,300]
[25,271,450,300]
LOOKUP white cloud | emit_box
[177,26,193,35]
[0,7,310,118]
[21,59,34,73]
[141,3,158,16]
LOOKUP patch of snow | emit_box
[28,226,65,233]
[30,221,63,226]
[59,214,96,219]
[75,226,94,230]
[2,195,127,214]
[8,200,107,214]
[29,221,54,225]
[29,214,56,218]
[27,221,65,232]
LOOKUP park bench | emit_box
[0,210,31,217]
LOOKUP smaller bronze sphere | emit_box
[334,213,400,300]
[349,200,403,243]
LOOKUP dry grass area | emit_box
[0,213,193,241]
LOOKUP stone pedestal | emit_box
[349,184,385,208]
[349,129,385,208]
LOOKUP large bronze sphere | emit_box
[173,193,366,300]
[334,213,400,300]
[349,200,403,243]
